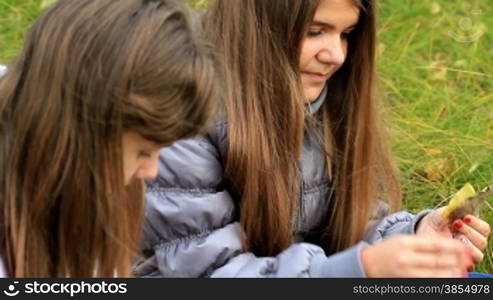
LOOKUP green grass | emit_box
[378,0,493,272]
[1,0,492,273]
[0,0,43,61]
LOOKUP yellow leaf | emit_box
[468,162,479,174]
[441,183,477,222]
[425,148,443,156]
[453,59,467,68]
[423,157,449,181]
[431,68,447,81]
[431,3,441,14]
[41,0,56,9]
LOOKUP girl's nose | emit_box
[317,40,345,65]
[135,162,158,181]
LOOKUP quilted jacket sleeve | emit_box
[134,126,430,277]
[134,132,327,277]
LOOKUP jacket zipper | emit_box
[296,174,304,233]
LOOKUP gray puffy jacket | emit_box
[134,89,429,277]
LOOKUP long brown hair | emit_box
[204,0,400,256]
[0,0,219,277]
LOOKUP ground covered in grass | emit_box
[1,0,491,272]
[378,0,492,272]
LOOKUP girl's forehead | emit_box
[313,0,361,28]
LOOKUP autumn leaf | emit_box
[41,0,55,9]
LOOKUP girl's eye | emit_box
[307,29,322,37]
[138,151,152,158]
[341,30,353,40]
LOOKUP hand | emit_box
[416,208,453,238]
[451,215,491,263]
[360,235,472,277]
[417,208,491,264]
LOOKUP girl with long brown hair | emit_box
[136,0,490,277]
[0,0,219,277]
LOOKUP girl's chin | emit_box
[303,86,325,103]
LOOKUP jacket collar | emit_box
[306,85,328,116]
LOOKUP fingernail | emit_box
[454,220,463,229]
[463,272,469,278]
[464,216,472,224]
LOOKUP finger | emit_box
[463,215,491,237]
[428,208,449,228]
[406,237,473,271]
[408,236,468,255]
[406,267,465,278]
[470,245,484,264]
[431,268,467,278]
[453,220,488,251]
[408,251,463,269]
[454,233,484,264]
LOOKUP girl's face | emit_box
[122,131,162,185]
[299,0,360,102]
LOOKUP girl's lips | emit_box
[302,71,329,82]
